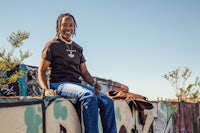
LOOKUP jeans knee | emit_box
[81,91,98,110]
[80,90,97,102]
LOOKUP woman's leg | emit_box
[50,82,99,133]
[76,84,117,133]
[98,94,117,133]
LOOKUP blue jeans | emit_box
[50,82,117,133]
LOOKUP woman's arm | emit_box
[38,59,56,96]
[80,63,101,95]
[80,63,94,86]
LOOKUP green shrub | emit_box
[0,30,32,85]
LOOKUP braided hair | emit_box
[56,13,77,37]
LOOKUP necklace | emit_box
[66,44,76,58]
[59,35,76,58]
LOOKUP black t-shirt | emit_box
[42,37,86,83]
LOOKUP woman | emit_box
[38,13,117,133]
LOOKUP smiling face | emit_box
[60,15,75,41]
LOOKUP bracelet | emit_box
[93,78,97,86]
[92,82,96,87]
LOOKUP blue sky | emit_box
[0,0,200,100]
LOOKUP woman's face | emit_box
[60,15,75,41]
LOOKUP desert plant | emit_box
[163,67,200,101]
[0,30,32,85]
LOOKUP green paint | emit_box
[137,113,140,123]
[98,115,103,132]
[160,102,165,110]
[38,106,41,112]
[54,100,68,120]
[25,106,42,133]
[115,107,122,121]
[167,106,173,119]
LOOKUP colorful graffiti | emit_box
[0,64,199,133]
[0,98,199,133]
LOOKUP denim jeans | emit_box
[50,82,117,133]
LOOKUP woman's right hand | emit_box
[93,82,101,95]
[44,89,57,96]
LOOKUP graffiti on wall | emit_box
[0,97,200,133]
[0,64,199,133]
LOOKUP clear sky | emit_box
[0,0,200,100]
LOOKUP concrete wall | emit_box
[0,97,199,133]
[0,65,199,132]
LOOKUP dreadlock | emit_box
[56,13,77,37]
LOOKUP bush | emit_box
[0,30,32,85]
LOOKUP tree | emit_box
[163,67,200,101]
[0,30,32,85]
